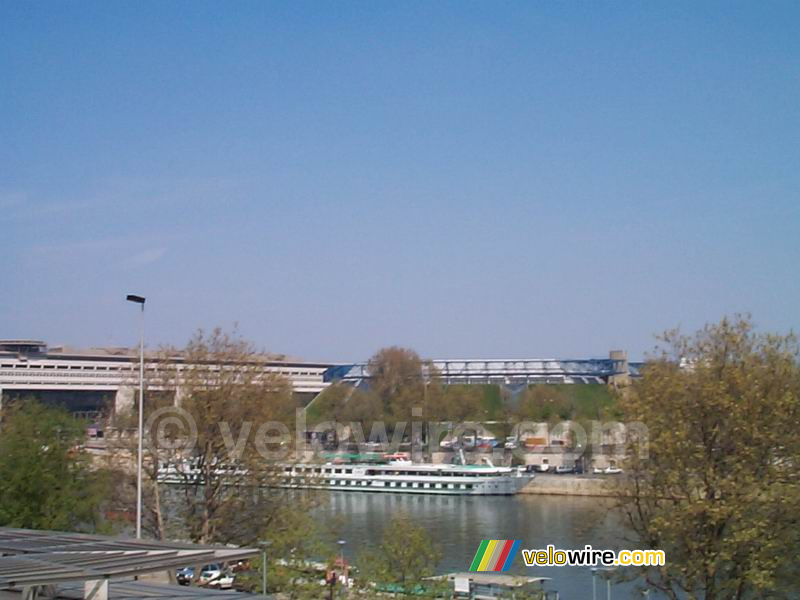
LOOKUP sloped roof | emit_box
[0,528,258,593]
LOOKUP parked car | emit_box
[555,465,574,474]
[176,567,195,586]
[603,466,623,475]
[504,436,517,449]
[198,564,235,589]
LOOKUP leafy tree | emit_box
[616,317,800,599]
[356,514,443,596]
[109,328,317,547]
[234,504,337,599]
[428,384,487,423]
[368,346,425,423]
[0,401,108,531]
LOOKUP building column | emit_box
[84,579,108,600]
[114,386,135,416]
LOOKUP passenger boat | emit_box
[276,457,534,495]
[158,454,534,496]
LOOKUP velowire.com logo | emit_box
[469,540,522,572]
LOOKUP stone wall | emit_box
[519,473,616,497]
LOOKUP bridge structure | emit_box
[324,351,642,388]
[1,340,642,420]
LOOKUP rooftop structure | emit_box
[442,572,554,599]
[0,528,262,600]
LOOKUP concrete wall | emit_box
[519,474,616,497]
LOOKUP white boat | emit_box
[158,457,534,496]
[275,458,534,495]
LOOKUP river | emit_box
[314,491,657,599]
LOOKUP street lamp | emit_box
[591,568,615,600]
[259,540,271,596]
[126,294,146,539]
[337,539,347,594]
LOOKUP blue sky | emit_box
[1,2,798,362]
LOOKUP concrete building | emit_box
[0,340,332,420]
[1,339,642,422]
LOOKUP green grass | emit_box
[480,384,504,420]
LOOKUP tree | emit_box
[616,317,800,599]
[109,328,320,548]
[368,346,425,423]
[0,401,108,531]
[356,514,443,596]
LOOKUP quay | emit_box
[519,474,615,497]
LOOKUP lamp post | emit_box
[259,540,271,596]
[337,539,347,595]
[126,294,146,539]
[591,568,615,600]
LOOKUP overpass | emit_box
[325,351,642,387]
[1,340,642,419]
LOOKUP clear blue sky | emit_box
[1,2,798,362]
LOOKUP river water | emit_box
[314,491,657,599]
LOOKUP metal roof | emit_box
[0,528,259,592]
[443,572,551,587]
[52,581,250,600]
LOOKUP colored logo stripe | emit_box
[493,540,515,571]
[469,540,490,571]
[470,540,521,572]
[500,540,521,572]
[478,540,498,571]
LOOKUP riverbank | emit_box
[520,473,616,497]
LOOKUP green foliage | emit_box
[356,514,443,595]
[233,500,338,599]
[0,401,108,531]
[514,384,614,422]
[617,316,800,599]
